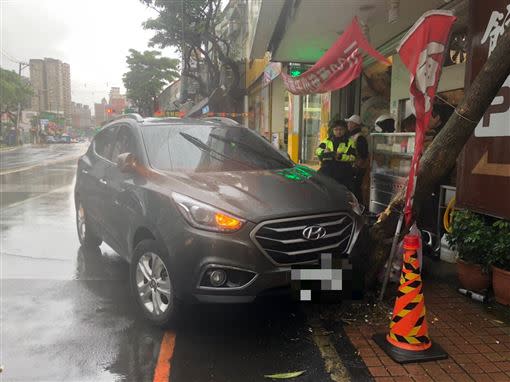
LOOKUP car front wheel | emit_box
[76,201,102,247]
[130,240,179,327]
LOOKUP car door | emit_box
[103,124,140,255]
[79,125,118,229]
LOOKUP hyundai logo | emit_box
[302,225,327,241]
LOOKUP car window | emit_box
[111,126,137,163]
[141,124,294,173]
[94,126,118,161]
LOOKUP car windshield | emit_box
[141,124,294,172]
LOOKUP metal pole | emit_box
[379,212,404,302]
[15,63,22,144]
[15,62,29,144]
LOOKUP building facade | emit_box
[62,63,72,124]
[29,57,72,124]
[94,98,106,126]
[158,80,181,113]
[247,0,467,162]
[29,59,45,112]
[71,102,92,130]
[108,87,127,115]
[243,0,510,238]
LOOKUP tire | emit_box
[76,201,102,247]
[130,240,179,327]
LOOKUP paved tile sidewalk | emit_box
[344,282,510,381]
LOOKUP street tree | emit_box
[122,49,180,117]
[366,26,510,288]
[140,0,243,106]
[0,68,33,134]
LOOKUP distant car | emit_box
[75,115,368,326]
[59,134,71,143]
[46,136,57,144]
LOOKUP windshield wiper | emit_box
[209,133,292,167]
[179,132,257,170]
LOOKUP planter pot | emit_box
[492,265,510,306]
[457,260,490,292]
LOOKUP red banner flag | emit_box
[281,17,389,95]
[398,10,456,226]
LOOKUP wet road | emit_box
[0,143,87,174]
[0,150,371,382]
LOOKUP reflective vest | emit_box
[315,138,356,162]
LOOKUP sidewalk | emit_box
[342,260,510,382]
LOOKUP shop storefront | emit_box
[247,78,271,139]
[283,91,331,166]
[300,93,327,165]
[366,1,468,240]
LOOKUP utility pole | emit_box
[15,61,29,144]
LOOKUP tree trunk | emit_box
[365,26,510,288]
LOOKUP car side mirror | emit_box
[117,152,136,173]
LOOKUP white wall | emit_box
[271,77,286,136]
[368,0,445,50]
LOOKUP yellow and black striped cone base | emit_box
[373,234,448,364]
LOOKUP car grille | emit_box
[251,213,355,265]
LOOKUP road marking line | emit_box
[0,153,83,176]
[307,312,350,382]
[0,185,74,211]
[153,331,176,382]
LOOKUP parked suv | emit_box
[75,115,367,326]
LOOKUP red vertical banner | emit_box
[397,11,457,226]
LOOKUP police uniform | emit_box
[316,136,356,190]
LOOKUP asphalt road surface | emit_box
[0,143,88,174]
[0,145,371,382]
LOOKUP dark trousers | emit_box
[319,162,354,192]
[353,167,366,202]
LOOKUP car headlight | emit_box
[171,192,245,232]
[347,191,365,216]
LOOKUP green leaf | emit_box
[264,371,305,379]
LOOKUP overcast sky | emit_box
[1,0,178,110]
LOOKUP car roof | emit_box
[103,114,239,129]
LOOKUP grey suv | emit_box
[75,115,367,326]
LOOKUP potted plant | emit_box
[489,220,510,305]
[446,210,491,292]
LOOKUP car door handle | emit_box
[99,178,108,185]
[81,169,89,174]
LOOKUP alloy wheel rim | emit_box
[77,204,86,240]
[136,252,171,316]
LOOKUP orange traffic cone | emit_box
[373,234,448,363]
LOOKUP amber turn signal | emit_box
[215,212,243,231]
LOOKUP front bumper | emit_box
[162,214,367,303]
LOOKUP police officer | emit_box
[316,120,356,190]
[346,114,369,202]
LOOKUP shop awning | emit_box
[249,0,286,60]
[270,1,386,63]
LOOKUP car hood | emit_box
[154,166,354,223]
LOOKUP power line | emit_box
[0,49,27,65]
